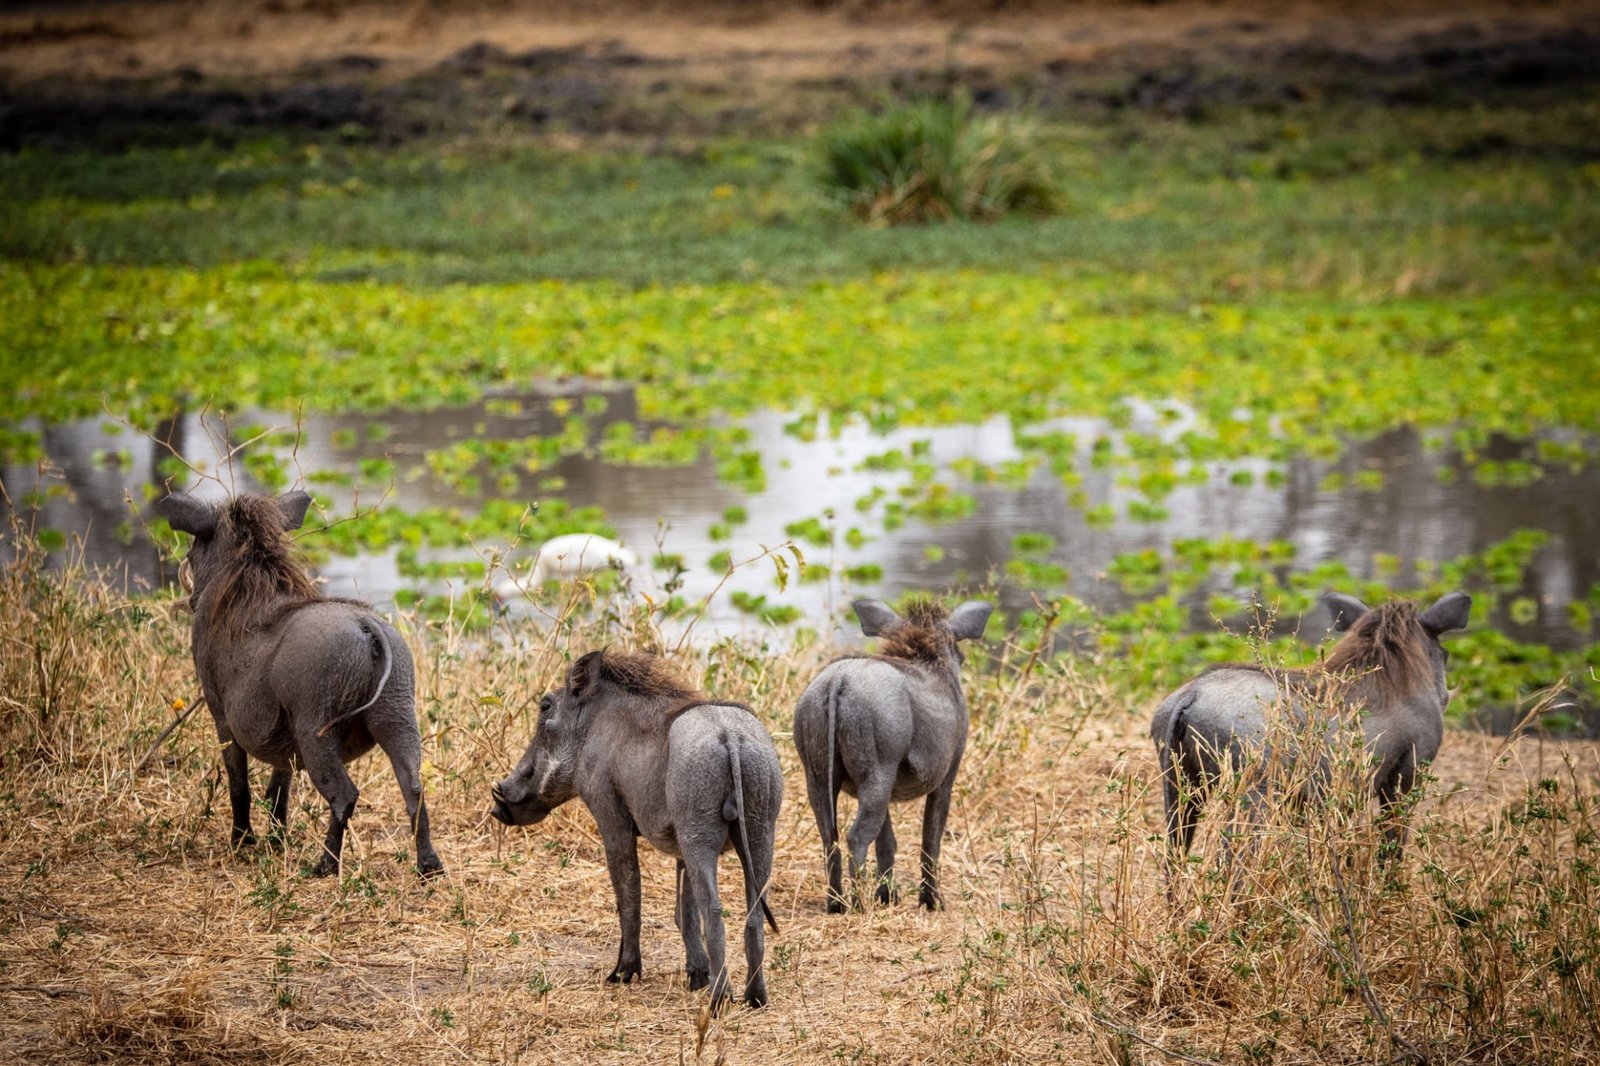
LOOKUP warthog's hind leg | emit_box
[874,816,898,905]
[846,773,893,910]
[675,859,710,991]
[682,846,730,1012]
[296,731,359,878]
[803,765,845,913]
[368,711,444,877]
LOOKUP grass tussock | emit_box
[3,531,1600,1063]
[816,94,1059,225]
[62,971,300,1065]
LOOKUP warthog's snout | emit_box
[488,777,549,827]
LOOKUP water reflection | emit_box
[3,387,1596,660]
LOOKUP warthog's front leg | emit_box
[264,767,293,851]
[917,762,961,910]
[221,736,255,850]
[598,818,643,984]
[1374,749,1419,866]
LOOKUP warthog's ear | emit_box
[155,493,217,537]
[948,600,995,641]
[568,649,606,701]
[1421,591,1472,637]
[1324,592,1369,632]
[277,491,313,531]
[852,599,900,637]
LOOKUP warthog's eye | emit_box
[538,694,554,715]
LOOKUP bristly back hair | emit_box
[1203,599,1437,701]
[874,596,953,664]
[205,495,322,641]
[573,650,712,733]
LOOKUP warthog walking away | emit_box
[158,491,443,878]
[1152,590,1471,864]
[490,650,781,1009]
[793,597,994,912]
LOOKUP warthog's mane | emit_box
[1322,599,1436,699]
[871,597,953,664]
[205,496,325,642]
[580,650,712,733]
[1203,600,1435,702]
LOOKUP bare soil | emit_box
[2,0,1597,146]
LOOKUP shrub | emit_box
[815,92,1059,225]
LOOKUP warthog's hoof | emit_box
[417,854,446,879]
[230,828,257,850]
[918,887,942,911]
[825,898,847,915]
[686,966,710,992]
[605,961,641,985]
[308,855,339,878]
[745,981,769,1010]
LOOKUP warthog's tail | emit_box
[825,677,838,847]
[1158,688,1205,861]
[723,733,779,934]
[315,617,394,738]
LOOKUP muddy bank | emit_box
[2,2,1598,148]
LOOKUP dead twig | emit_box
[0,984,90,998]
[1088,1012,1221,1065]
[133,695,205,774]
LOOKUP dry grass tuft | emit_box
[3,533,1600,1063]
[62,970,299,1065]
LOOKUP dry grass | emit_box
[3,541,1600,1064]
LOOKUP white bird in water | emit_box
[492,533,642,605]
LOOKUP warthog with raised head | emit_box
[793,597,994,912]
[490,650,782,1010]
[157,490,443,878]
[1152,590,1472,864]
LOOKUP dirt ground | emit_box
[3,0,1598,146]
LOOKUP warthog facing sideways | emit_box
[793,597,994,912]
[1152,590,1472,864]
[158,491,443,878]
[490,650,782,1010]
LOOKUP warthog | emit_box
[1152,590,1472,864]
[793,597,994,912]
[490,650,782,1009]
[158,491,443,878]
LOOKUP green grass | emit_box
[815,93,1059,223]
[2,96,1595,291]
